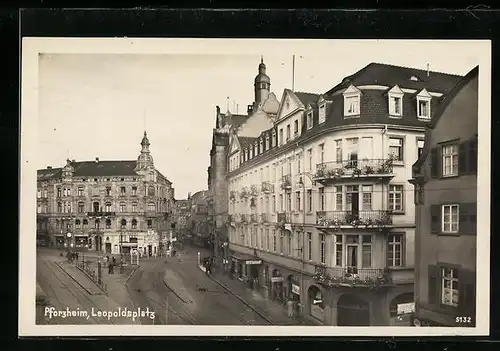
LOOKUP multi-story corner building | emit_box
[36,131,174,257]
[409,67,478,327]
[208,58,279,256]
[226,62,464,326]
[187,190,213,248]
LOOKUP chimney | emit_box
[95,157,99,163]
[426,63,430,78]
[47,166,52,169]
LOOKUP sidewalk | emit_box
[199,265,319,326]
[56,261,104,295]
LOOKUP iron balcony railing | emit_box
[87,212,116,217]
[316,210,393,227]
[314,158,394,179]
[277,212,292,224]
[313,264,392,288]
[240,187,249,198]
[280,174,292,190]
[261,181,274,194]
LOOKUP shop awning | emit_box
[121,242,138,247]
[231,252,262,265]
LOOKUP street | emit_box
[126,246,273,325]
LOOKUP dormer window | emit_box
[250,147,254,159]
[293,120,299,137]
[318,103,326,124]
[245,149,249,161]
[272,130,277,147]
[388,85,404,117]
[306,111,313,129]
[265,134,270,150]
[417,89,432,119]
[259,139,264,153]
[410,76,419,81]
[343,85,361,117]
[254,142,258,156]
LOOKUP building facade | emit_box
[208,58,279,257]
[186,190,212,247]
[172,199,190,239]
[410,67,478,327]
[225,62,464,326]
[36,132,174,257]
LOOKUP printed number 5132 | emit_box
[456,316,472,323]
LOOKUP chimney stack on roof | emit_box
[426,63,430,78]
[47,166,52,169]
[95,157,99,163]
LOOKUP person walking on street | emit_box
[286,299,294,318]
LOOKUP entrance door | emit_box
[346,243,358,275]
[105,243,111,254]
[337,294,370,326]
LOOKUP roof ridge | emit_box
[369,62,464,77]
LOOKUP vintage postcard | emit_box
[19,38,491,336]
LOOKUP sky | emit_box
[36,40,484,199]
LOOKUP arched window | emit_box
[132,219,138,229]
[105,219,111,229]
[148,186,155,196]
[120,202,126,212]
[57,202,62,213]
[94,219,100,229]
[121,219,127,229]
[148,202,156,212]
[105,202,112,212]
[82,219,88,228]
[78,202,84,213]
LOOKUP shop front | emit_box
[270,269,284,303]
[287,275,301,315]
[308,285,325,322]
[230,252,262,289]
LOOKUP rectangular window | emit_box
[297,156,301,173]
[272,195,276,212]
[442,144,459,177]
[286,125,291,141]
[307,189,312,212]
[319,233,326,264]
[362,185,373,210]
[272,229,277,252]
[294,120,299,136]
[279,194,284,212]
[120,186,126,195]
[43,189,47,198]
[295,191,301,212]
[441,267,459,307]
[319,144,324,164]
[335,234,343,266]
[286,191,292,212]
[279,231,284,254]
[147,220,153,229]
[389,137,404,161]
[318,104,326,123]
[37,203,41,213]
[362,235,372,268]
[442,204,459,233]
[387,234,403,267]
[417,139,425,159]
[57,188,62,197]
[279,129,283,145]
[388,185,404,212]
[345,96,360,115]
[335,140,342,163]
[78,203,84,213]
[390,96,402,115]
[120,203,126,212]
[287,234,292,256]
[307,112,313,129]
[307,232,312,260]
[335,186,343,210]
[105,203,111,212]
[307,149,313,170]
[318,187,325,211]
[78,187,84,196]
[346,185,359,211]
[132,203,137,213]
[418,99,430,118]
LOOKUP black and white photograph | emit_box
[19,38,490,336]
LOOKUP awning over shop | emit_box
[121,242,138,247]
[231,252,262,265]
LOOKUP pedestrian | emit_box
[112,256,116,265]
[286,299,294,318]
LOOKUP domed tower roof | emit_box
[254,56,270,84]
[135,131,154,171]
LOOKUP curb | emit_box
[53,261,104,295]
[74,263,108,294]
[198,265,274,325]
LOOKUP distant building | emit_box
[186,190,212,247]
[225,62,464,326]
[410,66,478,327]
[172,199,190,238]
[36,131,174,257]
[208,57,279,255]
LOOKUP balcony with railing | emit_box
[314,158,395,183]
[277,212,292,224]
[260,213,268,223]
[261,181,274,194]
[313,264,392,289]
[241,214,248,223]
[240,187,249,199]
[87,212,116,218]
[280,175,292,190]
[229,191,237,202]
[316,210,393,228]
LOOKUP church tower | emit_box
[134,131,155,172]
[254,56,271,109]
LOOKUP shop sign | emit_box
[397,302,415,315]
[271,277,283,283]
[245,260,262,265]
[292,284,300,295]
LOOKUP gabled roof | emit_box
[294,92,320,108]
[326,62,463,95]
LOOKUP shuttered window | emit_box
[430,203,476,235]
